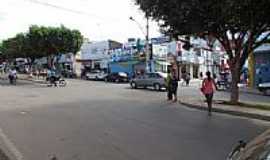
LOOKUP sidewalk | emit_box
[179,81,270,121]
[0,73,47,84]
[187,79,262,95]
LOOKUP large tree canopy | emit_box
[135,0,270,103]
[1,25,83,68]
[27,25,84,57]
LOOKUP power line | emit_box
[25,0,119,22]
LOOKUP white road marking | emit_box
[0,127,23,160]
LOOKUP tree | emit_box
[27,25,83,68]
[1,33,44,70]
[1,25,83,71]
[0,42,4,62]
[1,35,24,60]
[135,0,270,103]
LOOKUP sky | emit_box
[0,0,161,43]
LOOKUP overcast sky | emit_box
[0,0,161,42]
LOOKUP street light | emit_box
[129,16,152,73]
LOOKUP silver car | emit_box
[130,72,167,91]
[86,70,108,81]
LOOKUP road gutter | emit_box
[180,101,270,122]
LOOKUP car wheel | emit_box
[130,82,137,89]
[154,83,161,91]
[95,76,98,81]
[263,89,268,96]
[59,80,67,87]
[115,79,120,83]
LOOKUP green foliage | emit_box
[135,0,270,61]
[27,25,83,57]
[1,25,84,63]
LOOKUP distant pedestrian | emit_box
[166,71,173,101]
[201,71,217,116]
[185,73,191,86]
[199,72,203,80]
[171,73,178,102]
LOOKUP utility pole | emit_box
[145,15,150,73]
[129,15,152,73]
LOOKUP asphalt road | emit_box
[0,79,269,160]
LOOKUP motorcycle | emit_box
[46,75,67,87]
[8,74,17,85]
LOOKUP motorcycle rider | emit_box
[8,68,17,85]
[47,68,57,87]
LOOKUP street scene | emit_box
[1,0,270,160]
[0,79,269,160]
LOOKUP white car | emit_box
[258,82,270,95]
[86,71,108,81]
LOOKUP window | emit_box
[148,73,158,78]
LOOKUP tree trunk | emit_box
[230,61,241,104]
[28,58,35,74]
[47,55,54,69]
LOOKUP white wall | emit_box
[81,41,110,60]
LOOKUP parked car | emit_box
[86,70,108,81]
[227,129,270,160]
[104,72,129,83]
[258,82,270,95]
[130,72,167,91]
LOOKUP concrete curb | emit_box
[179,101,270,122]
[17,77,47,84]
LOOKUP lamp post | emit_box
[129,16,152,73]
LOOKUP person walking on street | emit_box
[201,71,217,116]
[166,71,173,101]
[171,73,178,102]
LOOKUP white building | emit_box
[79,40,122,71]
[152,37,223,79]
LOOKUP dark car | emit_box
[227,129,270,160]
[104,72,129,83]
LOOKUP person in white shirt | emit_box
[8,68,17,84]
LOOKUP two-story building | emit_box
[79,40,122,72]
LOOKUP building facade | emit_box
[79,40,122,72]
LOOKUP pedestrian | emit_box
[186,73,191,86]
[171,73,178,102]
[201,71,217,116]
[199,72,203,80]
[166,70,173,101]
